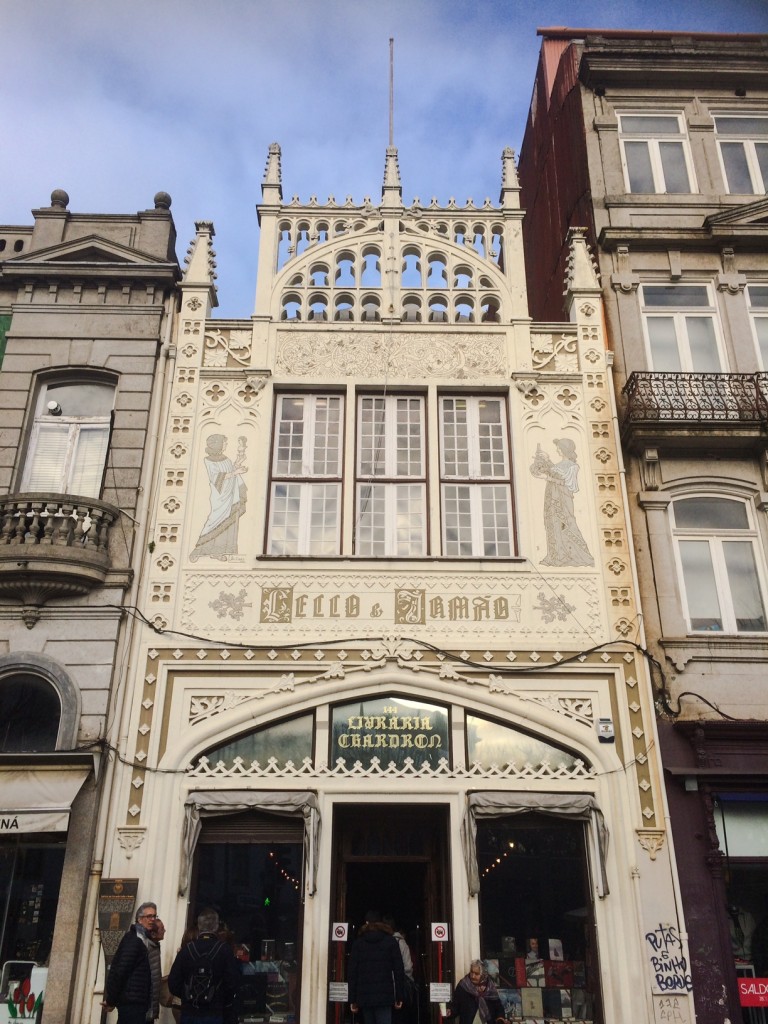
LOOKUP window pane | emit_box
[674,497,748,530]
[275,397,306,475]
[331,696,449,770]
[659,141,690,192]
[647,317,681,370]
[480,486,512,556]
[443,484,473,556]
[394,483,425,555]
[466,716,579,770]
[754,318,768,367]
[46,382,114,417]
[359,397,386,476]
[622,115,682,134]
[199,714,313,768]
[395,398,423,477]
[356,483,386,556]
[312,396,342,475]
[625,141,654,192]
[477,399,507,478]
[308,483,340,555]
[750,287,768,309]
[23,425,70,491]
[715,117,768,136]
[723,541,767,631]
[757,143,768,191]
[715,799,768,857]
[268,482,301,554]
[685,316,721,371]
[720,141,755,194]
[441,398,470,476]
[679,540,722,631]
[69,425,110,496]
[0,676,60,752]
[644,286,710,307]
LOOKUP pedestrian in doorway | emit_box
[446,960,505,1024]
[168,908,240,1024]
[383,916,415,1023]
[348,910,405,1024]
[102,901,159,1023]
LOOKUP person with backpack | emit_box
[168,909,240,1024]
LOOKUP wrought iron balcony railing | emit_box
[623,371,768,424]
[0,494,122,626]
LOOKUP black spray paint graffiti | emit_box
[645,923,693,993]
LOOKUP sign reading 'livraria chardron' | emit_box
[331,697,449,770]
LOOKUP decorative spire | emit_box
[381,145,403,208]
[563,228,601,318]
[262,142,283,201]
[499,147,520,209]
[182,221,218,309]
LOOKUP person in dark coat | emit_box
[103,901,159,1023]
[168,908,240,1024]
[348,910,405,1024]
[447,960,505,1024]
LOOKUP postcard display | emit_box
[485,937,594,1022]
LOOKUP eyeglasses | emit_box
[140,914,158,920]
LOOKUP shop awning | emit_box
[460,791,610,898]
[179,790,321,897]
[0,766,91,834]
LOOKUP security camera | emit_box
[46,400,62,416]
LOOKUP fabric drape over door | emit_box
[179,790,320,896]
[460,791,610,897]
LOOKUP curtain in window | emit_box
[460,791,609,897]
[179,790,320,896]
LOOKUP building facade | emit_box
[0,191,179,1021]
[79,144,694,1024]
[519,27,768,1024]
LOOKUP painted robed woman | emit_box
[530,437,594,567]
[190,434,247,562]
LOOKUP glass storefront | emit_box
[193,815,304,1023]
[0,837,66,969]
[476,814,600,1022]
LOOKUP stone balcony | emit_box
[621,371,768,454]
[0,494,124,626]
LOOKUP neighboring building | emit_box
[79,143,692,1024]
[0,190,179,1021]
[519,26,768,1024]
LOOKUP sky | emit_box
[4,0,767,318]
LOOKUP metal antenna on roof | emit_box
[389,37,394,147]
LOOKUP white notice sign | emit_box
[328,982,348,1002]
[331,922,349,941]
[431,922,448,941]
[430,983,452,1003]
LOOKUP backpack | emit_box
[183,940,223,1008]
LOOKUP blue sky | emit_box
[4,0,767,316]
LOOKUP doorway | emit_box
[330,803,452,1024]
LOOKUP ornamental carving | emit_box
[276,331,505,378]
[204,328,253,367]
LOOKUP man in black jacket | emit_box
[348,911,405,1024]
[168,908,240,1024]
[103,902,159,1023]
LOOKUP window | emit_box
[641,284,723,371]
[619,113,693,194]
[355,395,426,556]
[748,285,768,368]
[715,115,768,194]
[21,380,114,498]
[440,396,513,556]
[267,394,343,555]
[672,496,767,633]
[0,675,61,752]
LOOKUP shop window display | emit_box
[194,834,303,1023]
[476,814,600,1022]
[0,839,66,970]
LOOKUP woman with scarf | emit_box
[446,961,505,1024]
